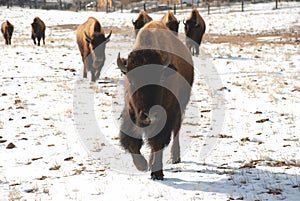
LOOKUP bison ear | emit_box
[106,30,112,41]
[84,32,92,43]
[117,52,127,74]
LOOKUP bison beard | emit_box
[118,50,183,180]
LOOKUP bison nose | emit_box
[139,111,151,126]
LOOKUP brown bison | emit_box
[31,17,46,46]
[160,11,180,36]
[76,17,112,82]
[1,20,14,45]
[117,21,194,180]
[132,10,153,36]
[183,9,206,56]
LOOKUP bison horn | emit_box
[162,52,171,67]
[132,19,135,25]
[183,19,186,25]
[84,32,92,43]
[117,52,127,74]
[106,30,112,40]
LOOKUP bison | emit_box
[132,10,153,37]
[117,21,194,180]
[1,20,14,45]
[76,17,112,82]
[160,11,180,36]
[183,9,206,56]
[31,17,46,46]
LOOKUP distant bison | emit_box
[183,9,206,55]
[160,11,180,35]
[76,17,112,82]
[1,20,14,45]
[117,21,194,180]
[132,10,152,36]
[31,17,46,46]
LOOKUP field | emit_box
[0,2,299,201]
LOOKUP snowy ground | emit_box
[0,2,300,201]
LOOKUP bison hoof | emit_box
[172,157,181,164]
[151,170,164,180]
[132,154,148,172]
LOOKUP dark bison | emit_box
[1,20,14,45]
[117,21,194,180]
[160,11,180,36]
[132,10,152,36]
[31,17,46,46]
[76,17,112,82]
[183,9,206,56]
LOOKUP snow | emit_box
[0,2,300,201]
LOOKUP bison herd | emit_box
[1,9,206,180]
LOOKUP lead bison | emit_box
[132,10,152,37]
[76,17,112,82]
[117,21,194,180]
[160,11,180,36]
[1,20,14,45]
[31,17,46,46]
[183,9,206,56]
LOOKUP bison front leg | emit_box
[120,110,148,171]
[120,132,148,171]
[31,34,36,45]
[148,129,172,180]
[149,149,164,180]
[37,36,41,46]
[195,44,200,56]
[91,68,97,82]
[90,67,101,82]
[83,55,92,79]
[5,37,9,45]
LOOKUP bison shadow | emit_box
[156,161,299,199]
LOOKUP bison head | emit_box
[31,22,39,36]
[132,19,145,37]
[117,50,173,127]
[85,30,112,70]
[166,21,180,36]
[183,19,201,47]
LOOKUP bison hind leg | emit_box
[170,116,183,164]
[170,130,181,164]
[42,35,45,45]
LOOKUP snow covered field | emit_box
[0,2,299,201]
